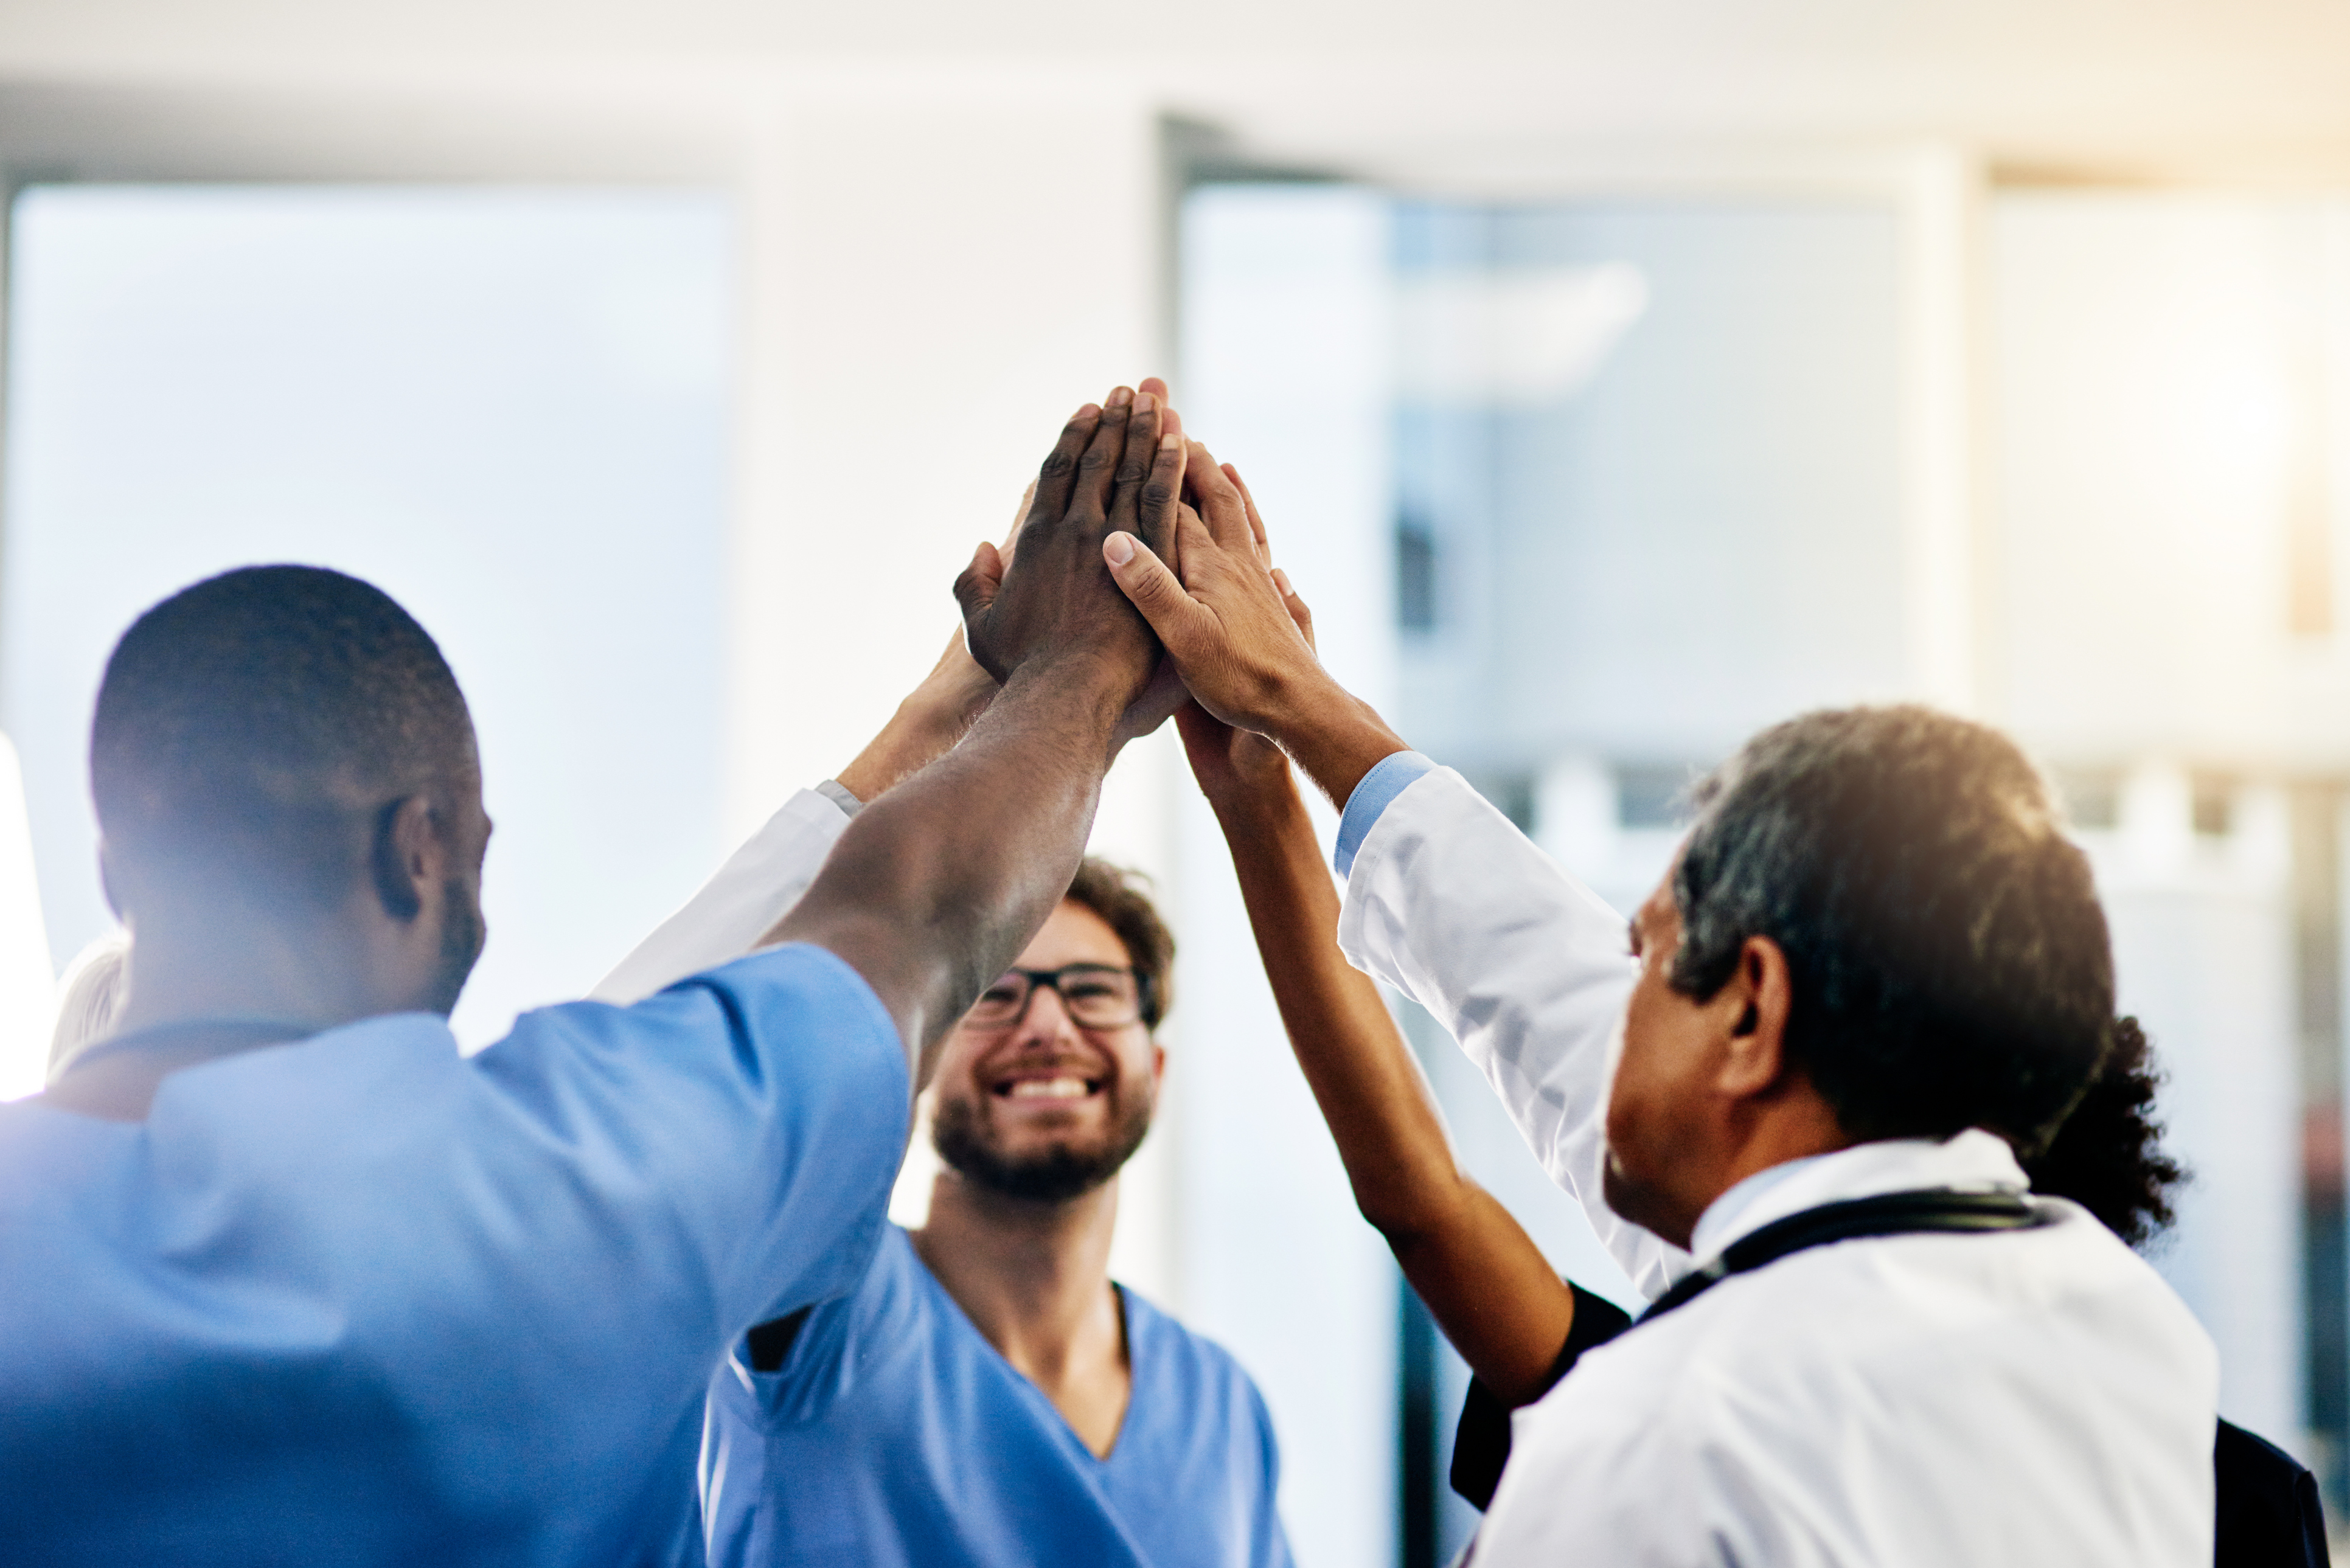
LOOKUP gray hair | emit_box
[1669,705,2113,1157]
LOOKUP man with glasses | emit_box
[597,653,1290,1567]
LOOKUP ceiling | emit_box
[0,1,2348,188]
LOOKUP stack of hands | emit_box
[856,375,1408,827]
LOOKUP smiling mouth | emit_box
[995,1075,1102,1101]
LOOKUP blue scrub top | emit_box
[0,943,908,1567]
[701,1225,1293,1568]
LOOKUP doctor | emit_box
[1106,451,2220,1565]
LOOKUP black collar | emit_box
[1639,1188,2053,1325]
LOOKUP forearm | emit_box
[774,656,1125,1086]
[1255,675,1411,814]
[1209,772,1458,1227]
[1334,767,1683,1300]
[835,645,995,805]
[1208,771,1576,1402]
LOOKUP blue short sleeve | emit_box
[471,942,911,1331]
[0,942,910,1564]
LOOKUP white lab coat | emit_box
[594,786,856,1005]
[1337,761,2219,1567]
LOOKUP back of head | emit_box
[1672,705,2113,1157]
[92,566,476,918]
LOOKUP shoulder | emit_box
[1638,1204,2209,1390]
[478,942,905,1109]
[1122,1287,1257,1390]
[645,942,895,1033]
[1521,1208,2217,1507]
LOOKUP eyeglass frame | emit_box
[961,963,1155,1033]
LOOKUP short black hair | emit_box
[1063,858,1175,1029]
[1670,705,2113,1157]
[92,566,476,912]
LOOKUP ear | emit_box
[369,795,443,923]
[1714,934,1795,1100]
[1149,1040,1167,1089]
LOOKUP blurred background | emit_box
[1,4,2349,1563]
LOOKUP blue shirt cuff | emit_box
[1335,751,1436,879]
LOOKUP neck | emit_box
[111,899,391,1041]
[43,906,388,1122]
[1675,1097,1855,1248]
[912,1167,1124,1376]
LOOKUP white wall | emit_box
[1,186,734,1053]
[726,88,1197,1319]
[1176,186,1402,1568]
[2087,769,2305,1447]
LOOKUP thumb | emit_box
[1272,567,1316,651]
[1104,532,1206,649]
[953,540,1004,619]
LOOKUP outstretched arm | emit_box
[774,386,1184,1086]
[1118,451,1682,1299]
[1102,451,1405,810]
[1181,685,1576,1405]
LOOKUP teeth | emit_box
[1006,1077,1091,1100]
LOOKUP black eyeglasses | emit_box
[965,965,1147,1032]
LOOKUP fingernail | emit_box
[1273,568,1294,595]
[1134,392,1156,414]
[1160,432,1180,451]
[1104,532,1136,566]
[1074,403,1099,420]
[1108,386,1133,408]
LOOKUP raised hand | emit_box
[1175,553,1314,802]
[1105,445,1409,808]
[1098,449,1323,732]
[956,382,1186,708]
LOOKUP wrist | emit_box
[1204,768,1311,836]
[1251,680,1409,810]
[999,650,1136,749]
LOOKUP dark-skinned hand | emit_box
[956,380,1187,723]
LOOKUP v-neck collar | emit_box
[903,1229,1138,1465]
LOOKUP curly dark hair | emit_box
[2022,1016,2186,1246]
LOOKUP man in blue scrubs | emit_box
[709,861,1289,1568]
[610,830,1290,1567]
[596,394,1289,1564]
[0,385,1185,1565]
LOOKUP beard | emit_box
[932,1078,1155,1203]
[424,878,486,1017]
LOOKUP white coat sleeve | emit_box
[590,786,857,1005]
[1335,765,1687,1300]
